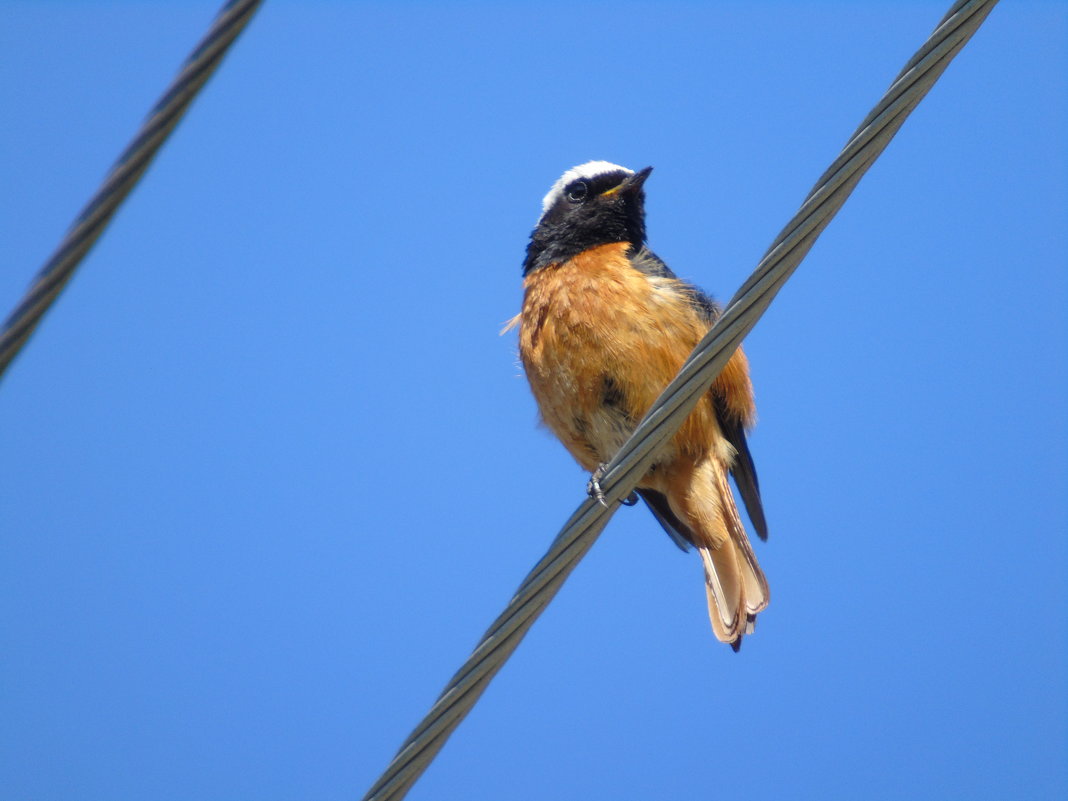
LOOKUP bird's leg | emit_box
[587,464,640,507]
[587,464,610,507]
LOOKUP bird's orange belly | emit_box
[517,243,719,472]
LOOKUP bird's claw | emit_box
[587,464,609,507]
[586,465,639,508]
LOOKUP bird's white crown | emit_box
[540,160,633,217]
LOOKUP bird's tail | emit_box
[667,459,769,650]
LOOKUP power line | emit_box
[0,0,263,383]
[360,2,999,799]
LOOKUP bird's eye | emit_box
[566,181,588,202]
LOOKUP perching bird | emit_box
[510,161,769,650]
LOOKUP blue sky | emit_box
[1,2,1065,800]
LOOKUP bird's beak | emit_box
[619,166,653,196]
[603,166,653,200]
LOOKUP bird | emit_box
[509,160,769,650]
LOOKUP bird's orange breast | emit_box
[517,242,742,472]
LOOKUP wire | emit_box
[0,0,264,383]
[360,2,999,799]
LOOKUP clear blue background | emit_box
[1,2,1064,799]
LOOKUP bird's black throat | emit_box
[522,186,647,276]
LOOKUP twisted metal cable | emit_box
[0,0,264,383]
[361,2,999,799]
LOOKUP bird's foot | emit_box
[587,464,639,507]
[587,464,610,507]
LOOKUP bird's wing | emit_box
[711,394,767,540]
[630,246,768,540]
[684,273,769,542]
[628,245,680,279]
[636,488,693,552]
